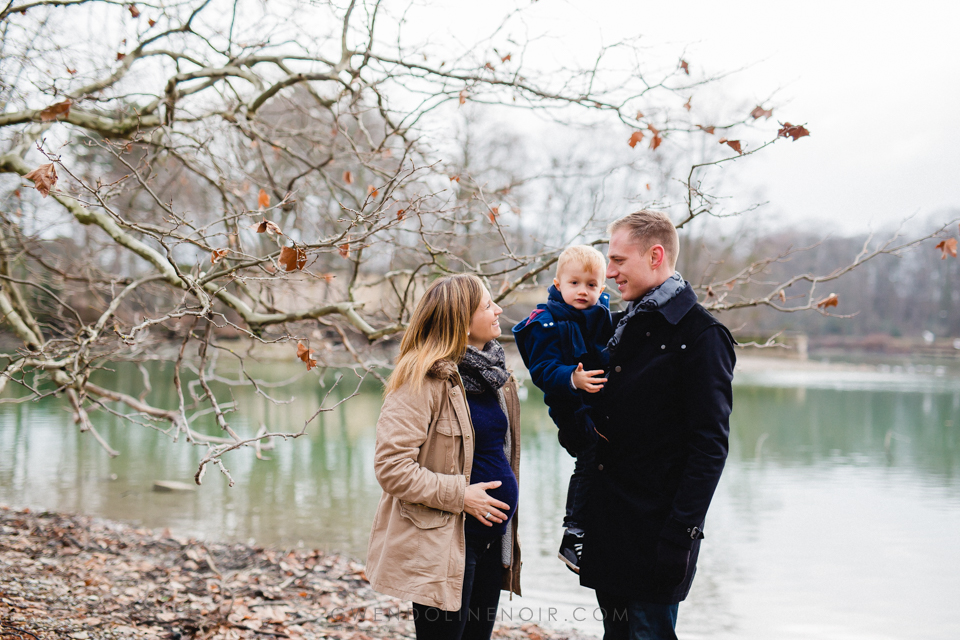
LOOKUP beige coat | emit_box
[366,359,522,611]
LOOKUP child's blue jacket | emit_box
[512,285,613,406]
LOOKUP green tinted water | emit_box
[1,360,958,639]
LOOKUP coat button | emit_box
[598,464,604,471]
[661,345,666,350]
[646,332,651,337]
[614,366,621,373]
[681,344,686,349]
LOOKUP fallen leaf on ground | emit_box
[23,163,58,197]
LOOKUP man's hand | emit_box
[572,363,607,393]
[654,539,691,589]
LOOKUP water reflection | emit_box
[1,361,959,639]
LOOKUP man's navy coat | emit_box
[578,283,736,604]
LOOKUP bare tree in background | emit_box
[0,0,949,480]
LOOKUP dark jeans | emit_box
[563,443,595,531]
[595,590,679,640]
[412,533,503,640]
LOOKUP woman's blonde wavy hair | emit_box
[385,274,484,395]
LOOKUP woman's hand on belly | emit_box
[464,481,511,526]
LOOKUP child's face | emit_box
[553,265,606,310]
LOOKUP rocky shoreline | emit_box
[0,507,591,640]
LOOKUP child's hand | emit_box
[572,362,607,393]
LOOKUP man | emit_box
[578,210,736,639]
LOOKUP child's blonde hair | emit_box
[556,244,606,279]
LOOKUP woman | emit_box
[366,274,522,640]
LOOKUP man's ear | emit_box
[553,277,561,288]
[650,245,665,270]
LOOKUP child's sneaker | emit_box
[558,530,584,574]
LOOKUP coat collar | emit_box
[427,358,459,381]
[656,283,697,325]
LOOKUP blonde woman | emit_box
[366,274,522,640]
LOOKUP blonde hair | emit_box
[608,210,679,269]
[556,245,606,279]
[385,274,484,395]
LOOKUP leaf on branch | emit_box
[396,209,405,220]
[23,163,58,197]
[148,18,156,27]
[683,97,692,111]
[816,293,839,309]
[117,52,126,61]
[635,110,644,120]
[343,171,354,185]
[501,53,512,62]
[367,185,379,198]
[258,188,270,210]
[725,280,736,290]
[697,124,715,135]
[750,106,773,119]
[251,218,282,235]
[66,67,77,75]
[628,131,645,148]
[128,4,140,18]
[279,245,307,272]
[338,243,351,259]
[777,122,810,141]
[488,206,500,224]
[645,183,651,191]
[650,133,663,150]
[211,249,228,264]
[484,62,496,71]
[935,238,957,259]
[680,59,690,75]
[718,137,742,154]
[778,289,786,302]
[40,100,71,122]
[459,89,468,105]
[296,342,318,371]
[450,175,460,183]
[648,124,660,135]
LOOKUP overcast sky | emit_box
[402,0,960,234]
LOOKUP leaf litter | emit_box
[0,507,589,640]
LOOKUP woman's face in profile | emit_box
[468,288,502,348]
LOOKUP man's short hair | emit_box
[556,244,606,279]
[608,210,679,268]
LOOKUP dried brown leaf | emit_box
[296,342,317,371]
[680,59,690,75]
[778,289,786,302]
[696,124,715,135]
[367,185,379,198]
[128,4,140,18]
[279,246,307,272]
[935,238,957,259]
[750,106,773,120]
[777,122,811,141]
[628,130,645,148]
[210,249,228,264]
[649,133,663,151]
[258,188,270,210]
[719,138,743,154]
[683,97,692,111]
[40,100,71,122]
[338,243,350,259]
[23,163,58,197]
[501,53,512,63]
[816,293,839,309]
[342,171,354,185]
[459,89,468,105]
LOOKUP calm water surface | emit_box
[1,358,958,639]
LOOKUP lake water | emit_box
[1,357,958,639]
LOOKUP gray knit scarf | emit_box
[606,271,686,354]
[459,341,510,394]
